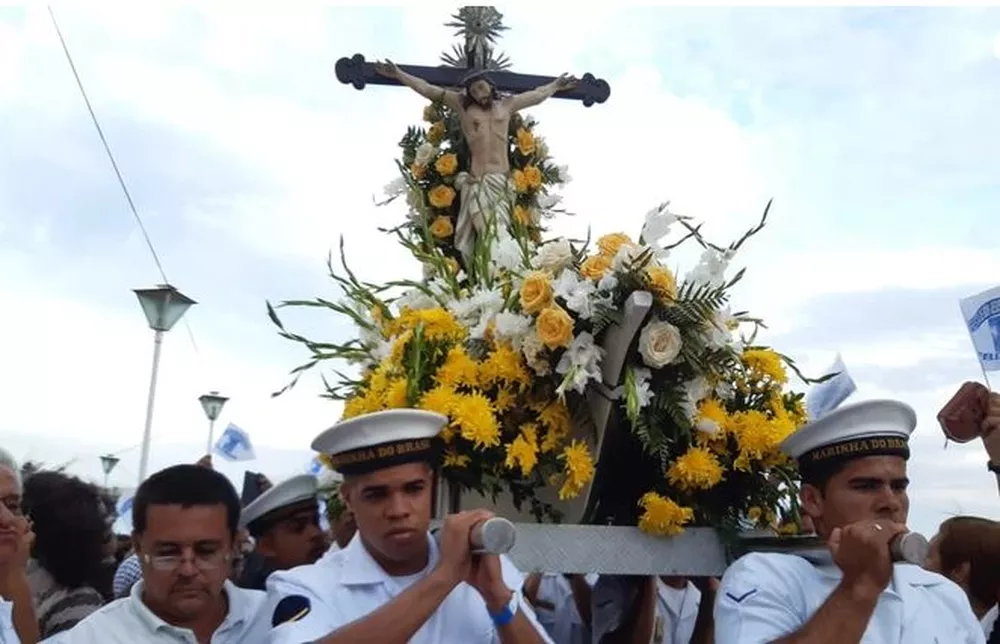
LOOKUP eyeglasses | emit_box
[142,550,231,572]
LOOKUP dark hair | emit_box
[936,516,1000,607]
[132,465,240,537]
[461,72,500,109]
[23,471,109,590]
[798,459,848,491]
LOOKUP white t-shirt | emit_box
[0,600,19,644]
[591,575,700,644]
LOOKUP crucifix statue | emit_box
[334,7,611,267]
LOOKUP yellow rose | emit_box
[410,163,426,180]
[427,121,445,145]
[445,257,460,274]
[536,305,574,350]
[645,265,677,301]
[519,271,553,314]
[579,254,611,280]
[524,165,543,189]
[434,153,458,176]
[516,128,536,156]
[597,233,632,258]
[512,169,530,193]
[513,205,533,226]
[428,185,456,209]
[429,216,453,239]
[422,104,437,122]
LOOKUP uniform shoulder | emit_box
[267,549,348,594]
[720,552,815,595]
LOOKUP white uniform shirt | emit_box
[531,573,597,644]
[40,580,267,644]
[591,576,700,644]
[982,604,997,638]
[714,552,985,644]
[265,532,553,644]
[0,600,19,644]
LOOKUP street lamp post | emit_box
[99,454,120,488]
[198,391,229,456]
[134,284,196,485]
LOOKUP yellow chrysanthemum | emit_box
[504,433,538,477]
[429,215,454,239]
[538,401,571,453]
[418,385,459,440]
[384,379,410,409]
[523,165,543,189]
[558,440,595,500]
[696,397,728,434]
[388,330,413,366]
[427,121,445,144]
[645,265,678,301]
[435,347,479,389]
[516,128,536,156]
[637,492,694,537]
[388,308,466,343]
[512,169,530,193]
[442,448,470,468]
[513,204,533,226]
[728,410,793,471]
[742,348,788,384]
[479,343,530,391]
[428,185,456,209]
[493,388,516,413]
[597,233,632,258]
[434,153,458,176]
[451,392,500,449]
[666,446,725,491]
[579,254,612,281]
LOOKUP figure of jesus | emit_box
[375,60,577,266]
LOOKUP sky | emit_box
[1,4,999,537]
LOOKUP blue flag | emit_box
[806,354,858,421]
[307,456,325,477]
[213,423,256,462]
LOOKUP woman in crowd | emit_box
[924,515,1000,640]
[0,448,38,644]
[21,471,108,638]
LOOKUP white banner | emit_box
[959,286,1000,374]
[806,353,858,420]
[213,423,256,462]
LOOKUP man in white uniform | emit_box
[44,464,267,643]
[714,400,985,644]
[591,575,701,644]
[265,408,553,643]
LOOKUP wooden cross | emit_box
[333,8,610,107]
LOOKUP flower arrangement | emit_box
[381,102,569,282]
[271,40,824,537]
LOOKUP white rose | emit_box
[638,320,683,369]
[415,142,436,166]
[532,238,574,272]
[521,332,551,375]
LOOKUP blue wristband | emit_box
[489,591,518,627]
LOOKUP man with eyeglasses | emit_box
[41,464,268,643]
[236,474,327,591]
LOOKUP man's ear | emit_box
[800,483,823,518]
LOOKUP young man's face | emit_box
[342,462,433,568]
[256,502,326,570]
[802,455,909,537]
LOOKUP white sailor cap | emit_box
[780,399,917,478]
[311,409,447,477]
[239,474,318,534]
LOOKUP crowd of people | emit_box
[0,390,996,643]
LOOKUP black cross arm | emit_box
[335,54,610,107]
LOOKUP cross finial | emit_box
[442,6,511,71]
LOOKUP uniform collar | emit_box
[338,531,439,585]
[129,580,254,634]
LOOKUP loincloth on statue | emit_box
[454,171,514,264]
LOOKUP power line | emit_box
[47,6,202,357]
